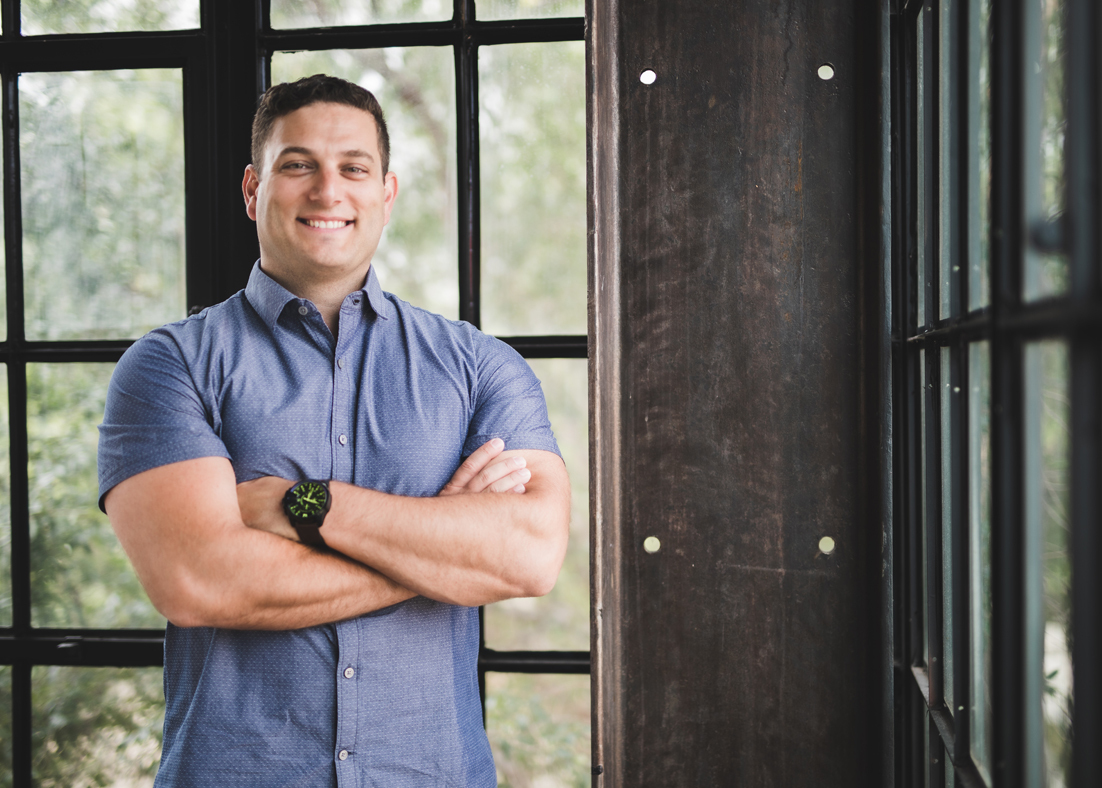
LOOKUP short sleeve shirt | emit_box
[98,262,560,788]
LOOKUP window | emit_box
[891,0,1099,786]
[0,2,589,785]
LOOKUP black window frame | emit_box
[0,1,590,783]
[890,0,1100,786]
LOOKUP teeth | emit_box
[304,219,349,229]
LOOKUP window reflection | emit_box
[1024,341,1072,787]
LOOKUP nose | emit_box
[308,166,341,206]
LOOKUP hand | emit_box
[438,438,532,497]
[237,476,299,541]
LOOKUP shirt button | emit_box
[337,358,344,369]
[344,667,355,679]
[298,305,309,316]
[338,434,348,446]
[338,750,349,761]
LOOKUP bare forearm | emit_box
[322,454,570,607]
[170,527,415,630]
[106,458,415,632]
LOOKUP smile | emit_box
[299,218,352,229]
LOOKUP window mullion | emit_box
[988,1,1026,786]
[456,32,480,327]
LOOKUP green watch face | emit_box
[286,481,330,520]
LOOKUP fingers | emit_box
[438,440,531,496]
[475,457,530,494]
[439,438,505,496]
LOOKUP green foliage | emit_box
[486,673,590,788]
[20,69,187,341]
[479,41,587,335]
[31,666,164,788]
[478,0,584,21]
[20,0,197,35]
[27,363,165,629]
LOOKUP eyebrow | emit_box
[275,146,377,162]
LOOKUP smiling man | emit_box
[97,75,569,787]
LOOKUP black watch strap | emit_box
[292,523,327,548]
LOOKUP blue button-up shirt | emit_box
[98,262,560,787]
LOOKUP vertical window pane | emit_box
[1023,342,1072,787]
[271,0,449,29]
[32,667,164,786]
[478,0,584,20]
[968,341,993,782]
[1023,0,1068,300]
[272,49,459,320]
[485,358,588,651]
[0,367,9,628]
[0,147,6,342]
[480,41,586,336]
[920,349,930,664]
[28,363,165,629]
[486,672,589,787]
[940,347,954,712]
[967,0,992,311]
[0,666,10,787]
[20,70,186,340]
[938,0,953,321]
[21,0,198,34]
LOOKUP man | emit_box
[98,74,570,787]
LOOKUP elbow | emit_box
[150,571,235,629]
[517,521,569,598]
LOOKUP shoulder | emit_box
[382,292,522,364]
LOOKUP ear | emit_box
[242,165,260,221]
[382,171,399,226]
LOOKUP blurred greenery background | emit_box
[0,1,587,786]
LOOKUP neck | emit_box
[260,260,369,335]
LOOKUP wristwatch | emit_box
[281,480,332,547]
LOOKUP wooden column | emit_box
[588,1,886,784]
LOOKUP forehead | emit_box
[264,102,380,161]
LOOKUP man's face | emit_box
[242,101,398,286]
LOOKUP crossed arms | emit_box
[104,440,570,630]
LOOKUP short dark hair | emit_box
[251,74,390,176]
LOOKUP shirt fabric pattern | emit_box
[98,262,560,788]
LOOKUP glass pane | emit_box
[32,666,164,787]
[272,49,459,320]
[940,348,954,712]
[485,672,589,786]
[924,712,931,787]
[271,0,449,29]
[968,0,992,310]
[0,147,5,342]
[0,667,10,788]
[29,363,165,629]
[920,349,930,664]
[22,0,198,34]
[1023,341,1072,788]
[0,367,9,628]
[938,0,953,321]
[1023,0,1068,300]
[485,358,588,651]
[480,41,586,336]
[479,0,584,20]
[20,70,186,341]
[968,341,993,782]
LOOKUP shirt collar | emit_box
[244,261,392,329]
